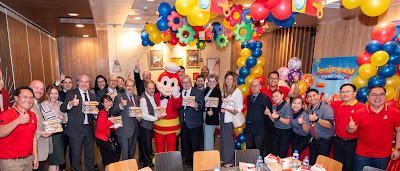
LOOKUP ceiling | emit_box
[1,0,398,37]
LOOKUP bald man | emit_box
[134,60,158,96]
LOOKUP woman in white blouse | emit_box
[220,71,243,168]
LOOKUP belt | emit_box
[335,135,357,142]
[15,156,28,159]
[310,137,333,142]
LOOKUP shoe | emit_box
[187,161,193,168]
[183,160,190,165]
[94,163,99,170]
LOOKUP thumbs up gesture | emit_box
[17,112,30,124]
[120,97,128,107]
[207,108,213,116]
[264,107,271,115]
[271,110,279,119]
[298,115,304,125]
[69,95,79,107]
[309,111,318,122]
[348,116,356,129]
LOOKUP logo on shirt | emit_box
[0,120,3,124]
[383,115,388,120]
[32,120,35,123]
[351,110,354,113]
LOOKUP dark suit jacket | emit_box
[134,71,158,96]
[110,92,141,138]
[178,87,205,129]
[246,92,272,136]
[204,87,221,125]
[59,90,67,102]
[96,88,119,110]
[60,89,97,138]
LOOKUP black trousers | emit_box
[181,122,203,162]
[264,123,274,156]
[95,138,120,166]
[272,128,292,158]
[69,128,94,171]
[138,125,153,166]
[333,137,357,171]
[291,131,311,156]
[309,137,333,165]
[59,124,70,170]
[246,132,267,157]
[33,161,45,171]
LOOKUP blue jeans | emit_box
[204,124,217,151]
[354,154,390,171]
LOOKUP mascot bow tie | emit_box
[160,95,170,100]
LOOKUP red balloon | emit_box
[170,33,178,45]
[397,65,400,75]
[257,76,266,85]
[179,41,187,46]
[250,1,271,21]
[357,51,372,65]
[242,103,247,113]
[372,22,397,45]
[263,0,280,9]
[192,26,204,38]
[270,0,292,20]
[300,92,307,104]
[385,99,396,108]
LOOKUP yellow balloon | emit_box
[237,57,246,68]
[176,0,198,16]
[210,12,219,19]
[250,66,263,78]
[245,75,256,86]
[238,84,250,96]
[298,81,307,95]
[191,5,210,26]
[358,63,377,79]
[385,86,395,101]
[149,32,161,44]
[234,127,243,135]
[223,19,233,29]
[386,75,400,88]
[162,32,171,42]
[256,57,265,67]
[145,23,158,33]
[241,48,251,58]
[188,39,198,46]
[186,14,197,26]
[352,76,368,90]
[241,142,246,150]
[342,0,363,9]
[371,51,389,66]
[360,0,390,17]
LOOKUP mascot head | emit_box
[156,62,181,96]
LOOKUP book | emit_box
[182,96,195,106]
[109,116,123,129]
[129,107,142,117]
[43,119,63,133]
[83,101,99,114]
[106,90,117,99]
[155,106,167,118]
[221,99,235,110]
[205,97,219,108]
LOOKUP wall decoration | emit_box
[193,72,200,81]
[207,58,220,76]
[186,50,200,68]
[148,50,164,70]
[170,57,183,66]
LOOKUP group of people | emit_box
[0,61,399,171]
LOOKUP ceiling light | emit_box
[68,13,79,16]
[134,17,141,20]
[76,24,84,28]
[147,0,154,1]
[243,4,251,7]
[83,35,89,37]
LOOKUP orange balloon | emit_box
[300,74,315,88]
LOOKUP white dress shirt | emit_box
[140,92,158,121]
[223,88,243,123]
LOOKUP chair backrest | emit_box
[154,151,183,171]
[362,166,385,171]
[193,150,221,171]
[235,149,260,166]
[107,158,138,171]
[316,155,343,171]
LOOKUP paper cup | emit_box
[282,158,291,169]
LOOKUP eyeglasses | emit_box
[182,81,191,84]
[369,93,386,98]
[340,90,354,94]
[269,77,279,80]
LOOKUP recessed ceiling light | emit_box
[243,4,251,7]
[147,0,154,1]
[76,24,84,28]
[83,35,89,37]
[68,13,79,16]
[134,17,141,20]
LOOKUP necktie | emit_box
[129,95,134,106]
[252,95,256,102]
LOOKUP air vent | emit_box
[59,18,94,24]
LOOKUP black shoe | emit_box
[94,164,99,170]
[187,162,193,168]
[183,160,190,165]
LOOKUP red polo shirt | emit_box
[260,85,291,104]
[330,100,365,139]
[353,104,400,158]
[0,107,37,159]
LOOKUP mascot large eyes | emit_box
[156,62,181,96]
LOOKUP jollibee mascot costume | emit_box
[0,67,10,113]
[153,62,182,152]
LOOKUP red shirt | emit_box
[0,107,37,159]
[260,85,291,104]
[95,109,114,141]
[330,100,365,139]
[353,104,400,158]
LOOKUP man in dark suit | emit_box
[54,73,73,102]
[246,79,272,157]
[178,75,205,167]
[96,75,119,109]
[60,74,97,171]
[134,60,158,96]
[110,79,141,160]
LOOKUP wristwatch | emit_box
[277,116,281,120]
[315,117,320,123]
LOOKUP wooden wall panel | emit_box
[0,12,14,98]
[8,17,31,88]
[41,33,53,86]
[58,30,109,84]
[51,39,59,82]
[378,1,400,22]
[27,26,44,82]
[314,15,377,58]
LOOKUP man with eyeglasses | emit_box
[325,83,364,171]
[96,75,120,109]
[260,71,299,104]
[347,86,400,171]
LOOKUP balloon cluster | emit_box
[354,22,400,104]
[342,0,390,17]
[234,124,247,150]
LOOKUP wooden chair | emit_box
[235,149,260,166]
[107,158,138,171]
[316,155,343,171]
[362,166,385,171]
[193,150,221,171]
[154,151,183,171]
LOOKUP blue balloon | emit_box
[141,30,149,39]
[239,67,251,77]
[241,42,249,49]
[212,22,221,36]
[378,63,397,78]
[142,39,149,46]
[368,75,386,87]
[256,41,263,49]
[246,57,257,68]
[157,17,169,31]
[274,14,296,28]
[252,48,262,58]
[237,133,246,143]
[382,41,397,55]
[158,2,171,17]
[248,40,257,50]
[389,54,400,65]
[243,128,246,134]
[265,13,274,22]
[235,141,242,150]
[356,87,369,104]
[149,41,154,46]
[170,28,178,34]
[366,40,382,54]
[238,76,246,85]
